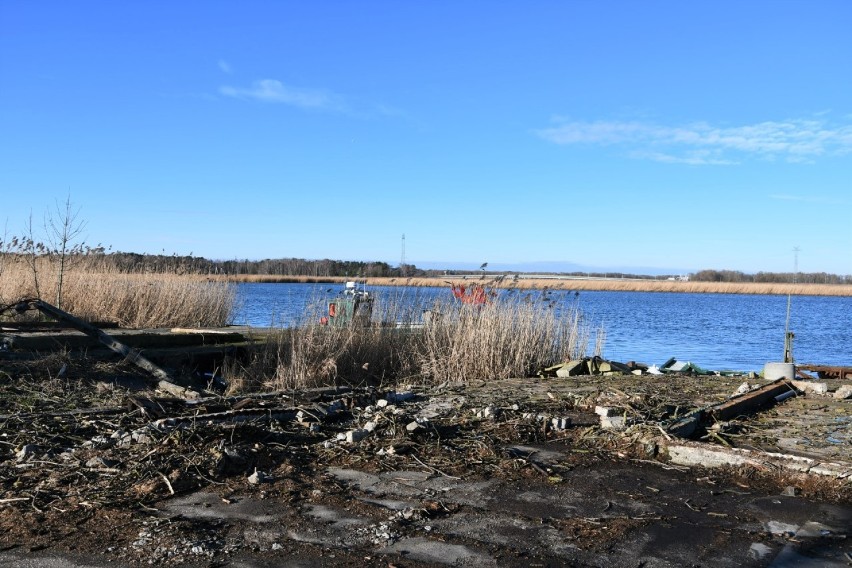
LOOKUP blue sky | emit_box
[2,1,851,275]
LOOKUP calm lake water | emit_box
[232,282,852,372]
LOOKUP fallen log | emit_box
[18,299,201,400]
[151,406,300,429]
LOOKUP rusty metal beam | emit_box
[796,364,852,380]
[709,378,796,422]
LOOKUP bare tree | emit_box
[0,220,7,285]
[46,195,86,310]
[22,211,45,300]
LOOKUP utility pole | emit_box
[400,233,406,277]
[793,246,800,280]
[784,246,800,363]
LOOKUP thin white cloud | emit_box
[536,117,852,164]
[220,79,346,111]
[218,59,232,74]
[769,194,846,205]
[629,149,737,166]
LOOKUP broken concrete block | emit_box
[476,405,500,419]
[808,464,846,477]
[794,521,843,539]
[551,417,571,430]
[667,444,751,468]
[15,444,38,462]
[733,382,752,396]
[131,428,152,445]
[600,416,627,430]
[363,421,377,432]
[248,469,272,484]
[668,412,703,438]
[85,457,119,469]
[833,384,852,399]
[346,429,370,443]
[406,421,423,433]
[376,399,389,408]
[766,520,799,536]
[790,380,829,396]
[594,406,621,418]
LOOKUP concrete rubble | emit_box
[2,350,851,566]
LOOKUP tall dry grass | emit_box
[225,293,594,392]
[416,297,590,383]
[0,257,234,328]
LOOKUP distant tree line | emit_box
[691,269,852,285]
[5,243,851,284]
[92,252,427,278]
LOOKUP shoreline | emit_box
[217,274,852,297]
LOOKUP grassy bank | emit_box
[219,274,852,297]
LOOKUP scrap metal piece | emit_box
[710,378,797,421]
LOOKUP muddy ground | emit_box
[1,354,851,567]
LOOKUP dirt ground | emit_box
[1,354,851,567]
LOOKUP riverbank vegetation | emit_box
[225,296,595,391]
[0,259,234,327]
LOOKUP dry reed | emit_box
[416,297,590,383]
[226,292,593,392]
[0,258,234,328]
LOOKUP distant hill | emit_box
[414,260,693,278]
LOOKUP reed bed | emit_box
[416,297,590,383]
[366,277,852,297]
[0,260,234,328]
[217,274,852,296]
[226,293,593,392]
